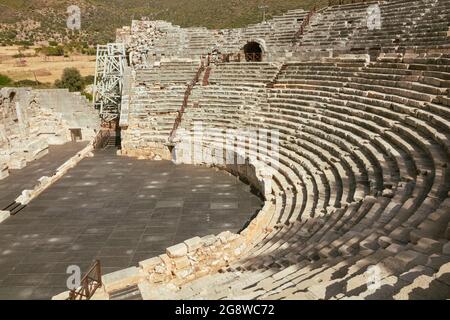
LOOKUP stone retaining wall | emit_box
[0,87,99,180]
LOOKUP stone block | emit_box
[427,254,450,271]
[16,189,32,205]
[307,283,329,299]
[389,227,412,243]
[173,256,191,270]
[202,234,218,247]
[166,243,188,258]
[360,234,380,250]
[0,210,10,223]
[380,257,410,275]
[396,250,428,270]
[173,268,194,279]
[9,157,26,169]
[139,256,163,272]
[102,267,144,292]
[38,176,51,185]
[443,242,450,256]
[399,265,435,284]
[217,231,239,243]
[184,236,202,252]
[414,237,443,254]
[435,262,450,286]
[137,282,154,300]
[158,253,172,267]
[0,165,9,180]
[386,243,403,255]
[346,273,369,293]
[378,236,393,248]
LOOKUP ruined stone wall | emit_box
[0,88,100,180]
[117,9,308,68]
[120,84,186,160]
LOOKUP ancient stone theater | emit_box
[0,0,449,300]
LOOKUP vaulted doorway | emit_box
[243,41,263,62]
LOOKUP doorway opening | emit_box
[70,128,82,142]
[243,42,263,62]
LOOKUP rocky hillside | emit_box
[0,0,326,45]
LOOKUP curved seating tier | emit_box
[297,0,450,53]
[136,60,201,86]
[165,53,450,300]
[208,63,281,87]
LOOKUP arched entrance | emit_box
[243,41,263,62]
[9,92,16,103]
[8,92,17,121]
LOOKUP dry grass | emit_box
[0,46,95,84]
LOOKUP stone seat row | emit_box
[150,55,449,298]
[185,87,442,235]
[297,0,449,53]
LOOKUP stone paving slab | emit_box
[0,149,262,299]
[0,142,89,209]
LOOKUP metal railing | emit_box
[295,7,317,39]
[267,63,287,88]
[202,66,211,86]
[168,60,205,143]
[67,260,102,300]
[202,55,211,86]
[244,52,262,62]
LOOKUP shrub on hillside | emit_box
[13,79,51,89]
[82,47,97,55]
[82,92,93,102]
[54,68,84,92]
[83,75,95,86]
[0,74,13,88]
[16,40,33,47]
[40,45,65,56]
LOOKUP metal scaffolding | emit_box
[93,43,126,122]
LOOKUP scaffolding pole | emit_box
[93,43,126,122]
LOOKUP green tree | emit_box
[83,75,95,86]
[45,45,65,56]
[0,74,13,88]
[55,68,84,92]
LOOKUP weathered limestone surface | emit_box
[105,51,450,301]
[117,9,309,67]
[0,210,10,223]
[83,200,274,300]
[0,88,99,180]
[57,0,450,301]
[118,0,450,68]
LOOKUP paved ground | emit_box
[0,149,262,300]
[0,142,89,209]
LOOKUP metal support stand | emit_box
[93,43,126,122]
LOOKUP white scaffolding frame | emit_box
[93,43,126,122]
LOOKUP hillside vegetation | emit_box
[0,0,327,45]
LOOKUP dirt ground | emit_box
[0,46,96,84]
